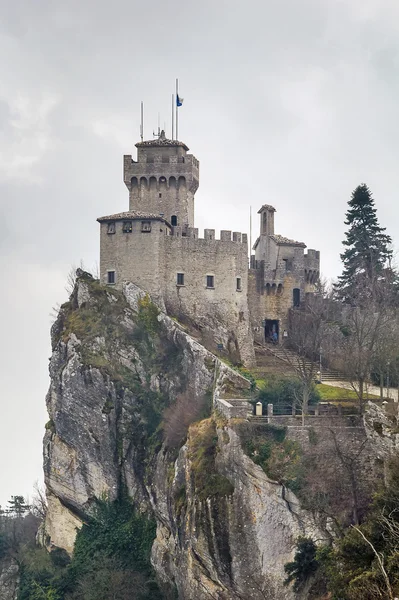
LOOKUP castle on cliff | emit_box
[97,131,320,365]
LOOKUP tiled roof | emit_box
[97,211,171,224]
[270,234,306,247]
[257,204,276,213]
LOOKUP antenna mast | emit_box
[250,206,252,262]
[171,94,175,140]
[176,78,179,140]
[140,101,144,141]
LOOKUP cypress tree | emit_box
[335,183,394,303]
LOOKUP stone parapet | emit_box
[172,229,247,244]
[124,153,199,185]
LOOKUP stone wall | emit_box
[99,219,168,309]
[248,270,297,342]
[163,232,254,365]
[215,398,252,419]
[268,415,362,427]
[285,424,367,448]
[99,221,255,364]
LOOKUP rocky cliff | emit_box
[43,272,328,599]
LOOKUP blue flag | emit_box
[176,94,184,107]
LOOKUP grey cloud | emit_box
[1,0,399,505]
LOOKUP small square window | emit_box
[206,275,214,288]
[107,271,115,284]
[236,277,242,291]
[177,273,184,286]
[107,222,115,234]
[122,221,132,233]
[141,221,151,232]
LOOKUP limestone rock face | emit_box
[44,273,322,599]
[0,561,19,600]
[364,401,399,459]
[151,427,322,600]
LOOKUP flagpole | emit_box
[176,78,179,140]
[250,206,252,263]
[172,94,175,140]
[140,101,144,141]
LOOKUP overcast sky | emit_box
[1,0,399,508]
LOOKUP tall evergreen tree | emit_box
[6,495,30,518]
[335,184,393,303]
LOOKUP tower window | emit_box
[141,221,151,232]
[159,193,162,198]
[122,221,132,233]
[206,275,214,289]
[177,273,184,286]
[236,277,242,291]
[293,288,300,308]
[107,222,115,234]
[107,271,115,285]
[171,215,177,226]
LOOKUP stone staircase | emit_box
[255,345,345,382]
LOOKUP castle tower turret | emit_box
[254,204,276,263]
[123,131,199,227]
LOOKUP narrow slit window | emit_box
[171,215,177,226]
[107,222,115,234]
[206,275,214,288]
[236,277,242,291]
[293,288,301,307]
[107,271,115,284]
[177,273,184,286]
[122,221,132,233]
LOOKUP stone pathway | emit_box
[326,379,398,402]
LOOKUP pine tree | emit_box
[6,495,30,518]
[335,184,394,303]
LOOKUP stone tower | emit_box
[123,131,199,228]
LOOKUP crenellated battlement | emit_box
[170,226,247,244]
[124,155,199,194]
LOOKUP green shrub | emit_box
[188,418,234,500]
[17,497,162,600]
[284,537,319,592]
[239,423,303,490]
[257,376,320,413]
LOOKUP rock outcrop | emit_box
[0,561,18,600]
[43,272,325,599]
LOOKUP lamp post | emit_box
[319,347,323,384]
